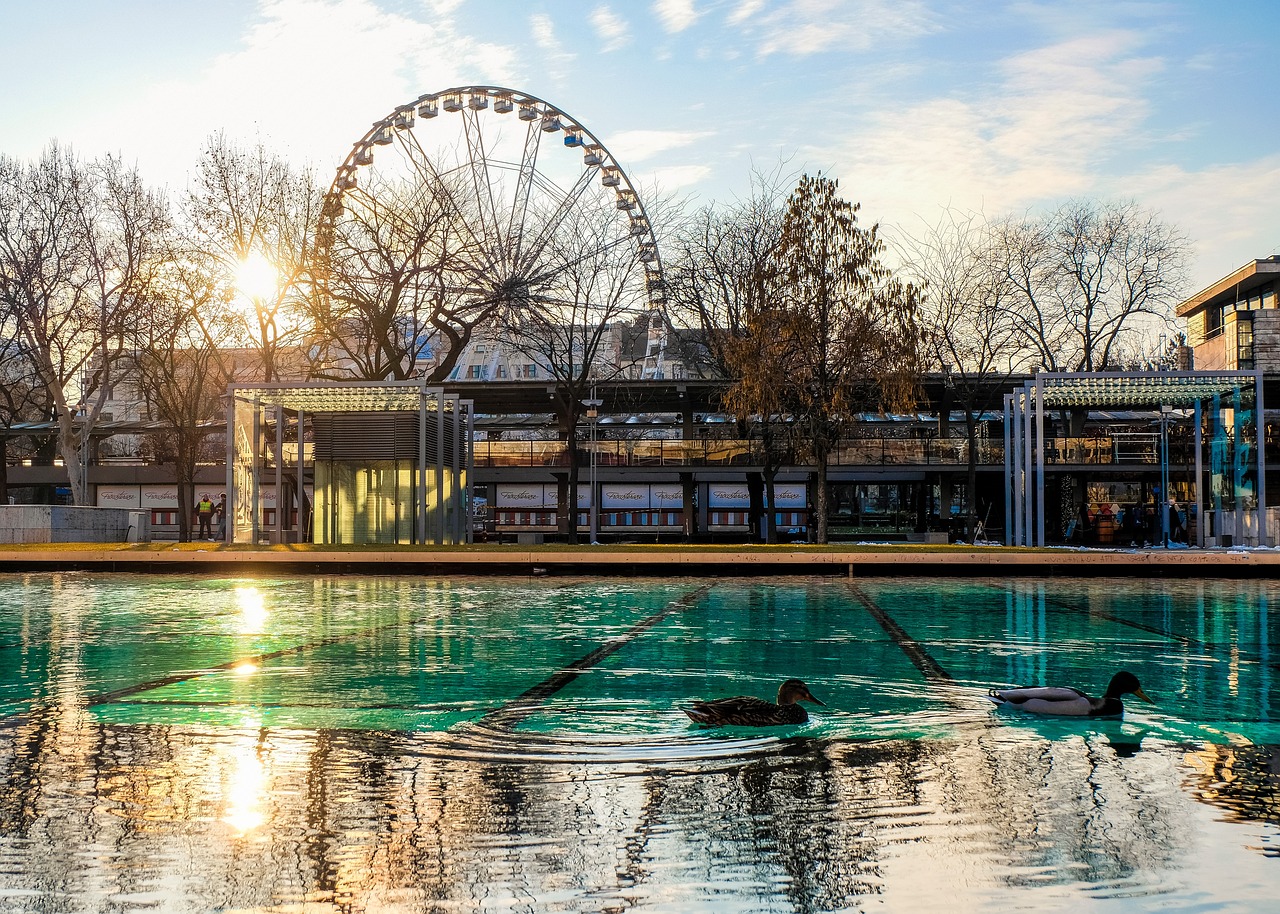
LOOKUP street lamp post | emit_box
[583,392,603,545]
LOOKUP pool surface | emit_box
[0,572,1277,912]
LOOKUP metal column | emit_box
[1034,381,1045,547]
[417,388,427,544]
[1003,394,1012,545]
[1194,399,1204,548]
[273,405,284,544]
[1023,384,1034,547]
[1257,371,1268,546]
[224,393,235,543]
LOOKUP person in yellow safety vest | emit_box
[196,494,215,539]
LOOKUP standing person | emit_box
[1168,500,1185,545]
[216,493,228,542]
[195,493,215,540]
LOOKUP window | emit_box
[1206,306,1223,339]
[1237,313,1254,369]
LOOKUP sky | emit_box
[2,0,1278,295]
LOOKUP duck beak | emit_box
[806,693,826,706]
[1133,687,1154,704]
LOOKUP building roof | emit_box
[1176,257,1280,318]
[1027,371,1260,408]
[229,381,462,413]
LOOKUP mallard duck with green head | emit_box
[987,670,1154,718]
[683,678,825,727]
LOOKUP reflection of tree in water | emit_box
[940,729,1186,886]
[646,739,936,911]
[0,711,1242,910]
[1184,743,1280,833]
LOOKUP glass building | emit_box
[226,381,473,545]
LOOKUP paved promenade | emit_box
[1,544,1278,576]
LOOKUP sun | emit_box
[235,250,278,301]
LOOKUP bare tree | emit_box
[727,175,924,544]
[186,134,321,382]
[667,171,792,540]
[994,200,1188,372]
[0,146,169,505]
[898,209,1030,540]
[0,318,44,504]
[131,244,236,541]
[667,171,788,378]
[306,168,497,381]
[494,206,651,542]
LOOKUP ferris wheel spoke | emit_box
[506,117,543,270]
[514,167,600,275]
[324,86,668,357]
[523,233,635,288]
[396,127,503,277]
[459,108,506,272]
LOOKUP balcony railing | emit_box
[473,438,1009,468]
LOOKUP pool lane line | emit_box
[846,581,954,686]
[480,584,714,729]
[83,586,585,709]
[980,583,1200,646]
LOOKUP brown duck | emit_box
[683,678,825,727]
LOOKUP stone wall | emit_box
[0,506,151,544]
[1251,310,1280,372]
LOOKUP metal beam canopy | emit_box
[1004,371,1265,547]
[226,380,474,546]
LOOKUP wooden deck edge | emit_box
[1,547,1278,575]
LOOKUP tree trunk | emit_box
[176,477,194,543]
[814,453,830,544]
[56,420,86,505]
[762,465,779,544]
[0,436,7,505]
[966,410,980,542]
[680,472,696,542]
[176,438,196,543]
[746,472,764,542]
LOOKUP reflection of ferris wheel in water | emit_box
[320,85,667,376]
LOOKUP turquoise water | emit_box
[0,573,1276,912]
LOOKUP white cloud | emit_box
[62,0,519,188]
[647,163,713,191]
[751,0,937,56]
[590,5,631,52]
[653,0,700,34]
[803,24,1280,291]
[727,0,766,26]
[1118,158,1280,291]
[814,30,1161,224]
[531,12,576,80]
[605,129,713,162]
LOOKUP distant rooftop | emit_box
[1176,256,1280,318]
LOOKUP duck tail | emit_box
[683,707,710,724]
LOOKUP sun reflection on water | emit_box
[235,586,269,635]
[221,731,267,837]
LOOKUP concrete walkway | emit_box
[1,545,1278,576]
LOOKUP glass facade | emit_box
[228,382,472,546]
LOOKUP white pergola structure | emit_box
[226,381,473,545]
[1004,371,1266,547]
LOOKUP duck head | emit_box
[1105,671,1154,704]
[777,679,825,707]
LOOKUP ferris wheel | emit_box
[319,86,668,378]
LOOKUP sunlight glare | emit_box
[234,586,269,634]
[236,251,278,300]
[221,739,266,835]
